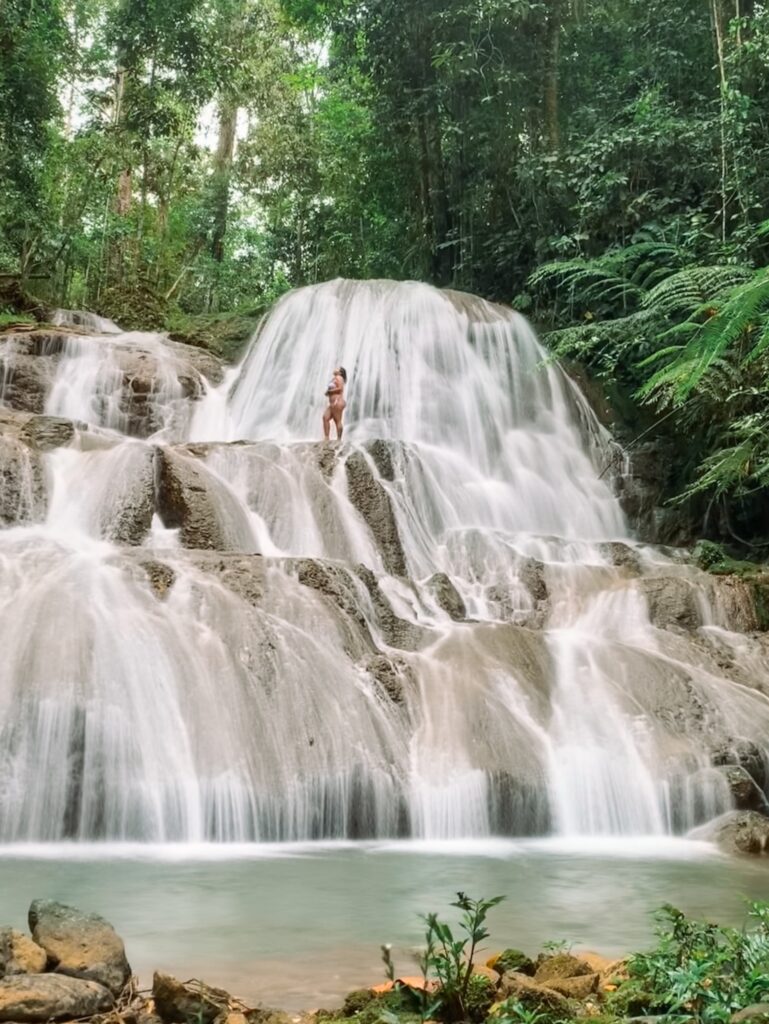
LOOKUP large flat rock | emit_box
[0,974,113,1021]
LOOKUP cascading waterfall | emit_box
[0,278,768,843]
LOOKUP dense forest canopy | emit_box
[1,0,769,544]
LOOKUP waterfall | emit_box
[0,281,767,842]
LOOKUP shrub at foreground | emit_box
[329,895,769,1024]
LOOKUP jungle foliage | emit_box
[1,0,769,543]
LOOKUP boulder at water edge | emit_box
[152,972,232,1024]
[705,810,769,855]
[0,931,47,977]
[0,974,114,1021]
[28,900,131,996]
[498,971,570,1014]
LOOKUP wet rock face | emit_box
[106,445,156,545]
[0,330,224,438]
[344,449,407,577]
[638,576,702,631]
[616,439,698,545]
[708,810,769,855]
[714,765,767,812]
[713,741,767,791]
[426,572,467,621]
[28,899,131,996]
[156,449,228,550]
[0,411,75,527]
[0,973,114,1022]
[365,654,413,704]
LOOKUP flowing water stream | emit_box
[0,280,767,1001]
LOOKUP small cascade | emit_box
[51,309,123,334]
[0,279,767,843]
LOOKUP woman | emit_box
[323,365,347,440]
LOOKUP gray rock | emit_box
[715,764,768,812]
[708,810,769,856]
[498,971,570,1014]
[365,654,413,704]
[28,900,131,996]
[141,560,177,599]
[152,972,230,1024]
[0,931,47,977]
[344,449,407,577]
[426,572,466,621]
[637,576,702,631]
[18,416,75,452]
[106,445,156,545]
[601,542,642,574]
[0,438,45,527]
[156,449,229,550]
[0,973,113,1021]
[732,1005,769,1024]
[354,564,427,651]
[713,740,767,790]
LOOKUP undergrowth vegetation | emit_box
[527,232,769,551]
[331,895,769,1024]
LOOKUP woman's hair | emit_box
[338,366,347,383]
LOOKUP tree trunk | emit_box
[210,98,238,263]
[543,0,562,153]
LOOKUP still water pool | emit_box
[0,838,766,1011]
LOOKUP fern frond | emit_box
[643,265,753,316]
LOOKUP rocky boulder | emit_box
[534,953,594,983]
[156,449,230,550]
[715,765,768,813]
[637,576,703,631]
[707,810,769,856]
[731,1006,769,1024]
[344,449,407,577]
[498,971,570,1015]
[152,972,230,1024]
[426,572,467,621]
[0,932,46,977]
[28,900,131,996]
[0,974,113,1021]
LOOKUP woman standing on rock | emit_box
[323,365,347,440]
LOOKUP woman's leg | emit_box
[323,406,332,439]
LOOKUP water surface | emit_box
[1,839,766,1011]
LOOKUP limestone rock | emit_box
[19,416,75,452]
[28,900,131,996]
[732,1005,769,1024]
[0,973,113,1021]
[637,576,702,631]
[0,438,45,526]
[600,542,642,574]
[293,559,375,653]
[141,560,177,599]
[365,654,412,704]
[544,973,599,999]
[534,953,593,983]
[344,449,406,577]
[106,444,156,545]
[708,810,769,856]
[498,972,570,1015]
[426,572,466,621]
[0,931,47,977]
[715,765,767,812]
[354,564,427,651]
[491,949,535,977]
[156,449,228,550]
[713,741,767,791]
[152,972,230,1024]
